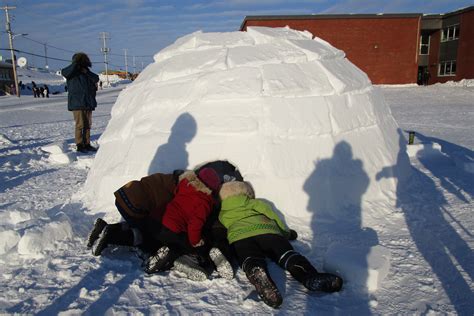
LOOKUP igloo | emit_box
[83,27,410,224]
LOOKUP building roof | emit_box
[240,6,474,31]
[240,13,422,30]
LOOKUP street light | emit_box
[12,33,28,39]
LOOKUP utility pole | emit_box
[133,55,136,76]
[123,48,128,79]
[43,42,48,69]
[99,32,110,87]
[2,5,20,97]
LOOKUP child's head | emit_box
[197,168,221,192]
[219,181,255,200]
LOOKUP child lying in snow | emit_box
[87,170,182,256]
[218,181,343,308]
[144,168,234,281]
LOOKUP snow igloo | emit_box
[83,27,410,224]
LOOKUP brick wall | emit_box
[457,10,474,80]
[242,17,421,84]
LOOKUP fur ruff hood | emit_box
[179,171,212,195]
[219,181,255,201]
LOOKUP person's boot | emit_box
[144,246,179,274]
[92,223,134,256]
[85,144,97,152]
[243,258,282,308]
[76,143,87,153]
[173,254,209,281]
[282,251,343,293]
[87,218,107,248]
[209,247,233,280]
[304,273,343,292]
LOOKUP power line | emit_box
[0,48,114,65]
[3,1,155,64]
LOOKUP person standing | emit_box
[61,52,99,153]
[32,81,38,98]
[43,85,50,98]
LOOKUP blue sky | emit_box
[1,0,472,72]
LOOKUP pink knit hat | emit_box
[198,168,220,192]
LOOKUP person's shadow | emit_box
[303,141,374,314]
[148,113,197,174]
[414,132,473,201]
[377,129,474,315]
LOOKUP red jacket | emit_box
[161,171,214,246]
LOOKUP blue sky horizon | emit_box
[1,0,472,73]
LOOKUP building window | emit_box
[439,60,456,76]
[419,34,430,55]
[441,24,460,42]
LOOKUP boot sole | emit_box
[87,218,107,248]
[92,225,109,256]
[145,246,172,274]
[173,257,208,282]
[209,247,233,280]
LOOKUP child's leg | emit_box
[145,227,192,274]
[92,222,135,256]
[114,201,162,254]
[233,238,283,308]
[254,234,343,293]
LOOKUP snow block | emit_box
[0,229,21,254]
[17,220,73,255]
[0,133,12,145]
[41,143,74,164]
[323,244,391,293]
[406,142,443,158]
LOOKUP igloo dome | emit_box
[83,27,410,222]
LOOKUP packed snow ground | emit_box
[1,87,473,313]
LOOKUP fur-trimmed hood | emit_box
[179,170,212,195]
[219,181,255,200]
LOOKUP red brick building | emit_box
[240,6,474,85]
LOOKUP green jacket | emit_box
[219,194,290,244]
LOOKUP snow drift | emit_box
[83,27,410,223]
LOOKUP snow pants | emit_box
[233,234,319,284]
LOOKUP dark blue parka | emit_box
[61,62,99,111]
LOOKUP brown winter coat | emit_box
[114,172,178,220]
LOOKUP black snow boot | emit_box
[87,218,107,248]
[281,251,343,293]
[144,246,180,274]
[243,258,282,308]
[92,222,134,256]
[304,273,343,293]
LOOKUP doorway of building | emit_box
[417,66,430,85]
